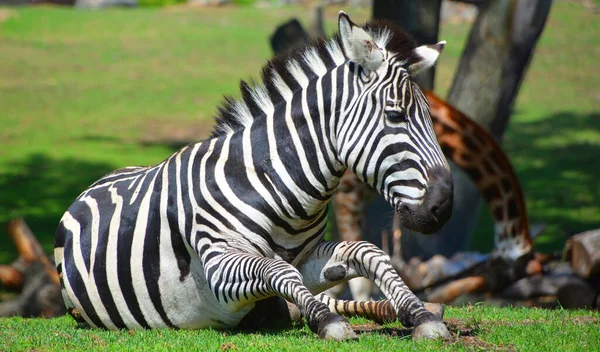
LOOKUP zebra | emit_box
[54,12,453,341]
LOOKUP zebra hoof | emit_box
[412,320,451,340]
[317,314,357,341]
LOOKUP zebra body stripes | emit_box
[55,12,453,340]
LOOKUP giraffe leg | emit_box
[201,248,357,340]
[314,294,445,325]
[298,241,450,340]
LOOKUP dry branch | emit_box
[5,218,59,285]
[424,276,486,303]
[0,218,64,318]
[0,265,24,289]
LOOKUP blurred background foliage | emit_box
[0,2,598,263]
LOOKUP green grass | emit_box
[1,306,598,351]
[0,3,598,259]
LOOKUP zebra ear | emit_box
[407,41,446,75]
[338,11,384,74]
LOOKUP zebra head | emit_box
[336,13,453,234]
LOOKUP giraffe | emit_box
[332,90,536,301]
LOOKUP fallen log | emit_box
[556,278,597,309]
[5,218,59,285]
[423,276,486,303]
[0,264,24,289]
[397,253,488,292]
[0,218,64,318]
[570,229,600,279]
[500,273,589,300]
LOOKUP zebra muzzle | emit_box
[398,166,453,234]
[323,265,347,282]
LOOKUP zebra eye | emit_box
[385,109,407,123]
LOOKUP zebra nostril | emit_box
[430,205,439,219]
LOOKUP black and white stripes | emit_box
[54,12,453,340]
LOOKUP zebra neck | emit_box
[231,106,345,222]
[230,66,363,220]
[203,43,367,235]
[185,130,337,262]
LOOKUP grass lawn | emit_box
[0,2,599,351]
[1,306,598,351]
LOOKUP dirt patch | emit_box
[481,315,599,327]
[453,336,516,352]
[353,323,412,338]
[445,317,481,336]
[0,8,18,23]
[351,323,381,332]
[570,316,599,324]
[220,342,237,351]
[89,333,107,348]
[352,319,515,350]
[518,316,599,326]
[352,319,481,337]
[139,118,214,148]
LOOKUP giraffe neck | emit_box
[425,91,533,261]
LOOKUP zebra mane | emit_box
[210,19,419,138]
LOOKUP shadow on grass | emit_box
[80,134,191,153]
[0,136,196,263]
[227,320,413,340]
[0,154,115,263]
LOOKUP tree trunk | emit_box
[373,0,441,90]
[448,0,553,138]
[441,0,552,256]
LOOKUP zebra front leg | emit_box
[201,249,357,340]
[298,241,450,340]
